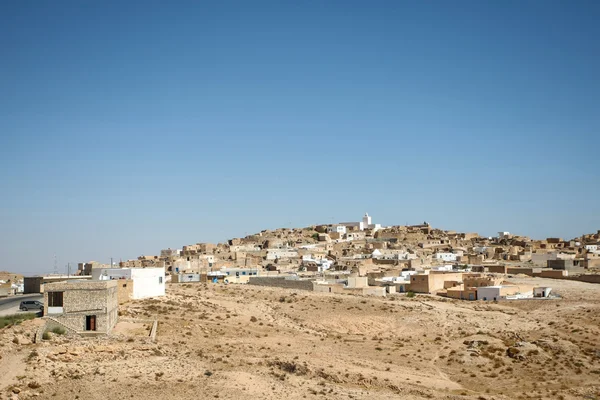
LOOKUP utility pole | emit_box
[67,263,70,278]
[110,257,113,267]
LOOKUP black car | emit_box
[19,300,43,311]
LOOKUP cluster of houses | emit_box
[26,266,166,336]
[0,279,23,297]
[20,215,600,337]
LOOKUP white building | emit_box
[339,221,364,230]
[319,259,333,271]
[327,225,347,235]
[498,232,511,239]
[477,285,534,301]
[302,255,333,272]
[339,213,381,231]
[174,273,201,283]
[92,267,165,299]
[584,244,599,253]
[533,287,552,297]
[477,286,503,301]
[431,265,453,272]
[381,270,418,283]
[266,249,299,260]
[434,252,457,262]
[363,213,372,228]
[363,213,382,231]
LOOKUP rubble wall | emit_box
[248,277,314,291]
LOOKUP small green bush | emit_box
[406,291,415,298]
[0,313,36,329]
[42,332,51,340]
[51,326,66,335]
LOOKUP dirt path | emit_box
[426,304,462,391]
[0,352,26,390]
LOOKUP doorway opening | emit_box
[86,315,96,331]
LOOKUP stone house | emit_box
[409,272,464,294]
[43,280,118,335]
[477,284,534,301]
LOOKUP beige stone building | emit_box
[409,272,464,294]
[43,280,118,335]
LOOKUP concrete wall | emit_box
[583,258,600,268]
[447,287,477,300]
[487,265,508,274]
[172,274,201,283]
[392,282,411,293]
[361,287,386,296]
[25,276,92,294]
[116,279,133,304]
[507,267,536,276]
[548,259,573,270]
[548,260,586,274]
[463,277,504,287]
[536,270,568,278]
[570,275,600,284]
[266,250,299,260]
[93,268,165,299]
[347,277,368,288]
[500,285,533,297]
[477,285,533,301]
[248,277,314,291]
[131,268,165,299]
[477,286,501,301]
[313,283,345,294]
[223,275,251,284]
[24,277,42,294]
[531,252,557,266]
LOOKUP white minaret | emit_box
[362,212,372,229]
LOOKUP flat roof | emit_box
[44,280,117,289]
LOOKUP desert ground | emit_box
[1,277,599,400]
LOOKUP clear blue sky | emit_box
[1,1,598,274]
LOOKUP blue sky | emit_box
[1,1,598,274]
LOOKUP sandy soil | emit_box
[1,278,599,400]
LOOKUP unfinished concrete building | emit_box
[43,280,118,335]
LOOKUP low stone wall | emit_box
[506,267,535,276]
[567,275,600,284]
[34,318,78,343]
[149,320,158,342]
[248,277,314,291]
[531,274,600,284]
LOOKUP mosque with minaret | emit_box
[339,212,382,231]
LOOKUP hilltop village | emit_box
[2,214,600,400]
[86,213,600,301]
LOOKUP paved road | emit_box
[0,294,43,317]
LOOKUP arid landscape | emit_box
[1,277,599,400]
